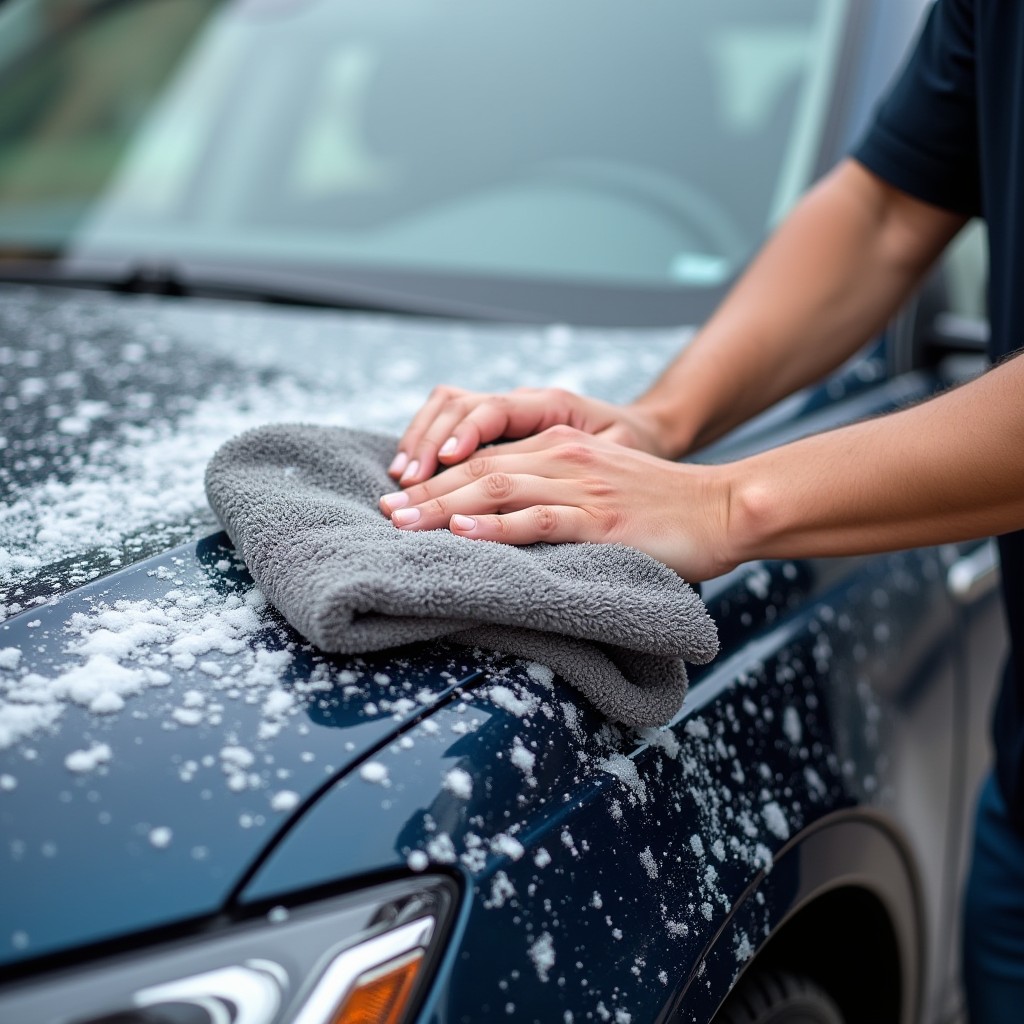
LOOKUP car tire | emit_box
[714,970,845,1024]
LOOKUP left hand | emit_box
[387,384,672,486]
[378,426,736,582]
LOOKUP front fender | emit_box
[668,811,924,1024]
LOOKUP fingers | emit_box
[399,404,476,484]
[391,387,597,486]
[378,428,631,554]
[381,472,590,532]
[391,385,468,483]
[380,427,611,515]
[430,396,539,467]
[381,418,733,581]
[400,394,549,485]
[449,505,598,546]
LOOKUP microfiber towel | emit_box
[204,425,718,728]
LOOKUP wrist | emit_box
[626,395,700,460]
[668,461,750,581]
[724,456,785,567]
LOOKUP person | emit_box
[379,1,1024,1018]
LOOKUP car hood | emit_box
[0,284,690,969]
[0,283,689,611]
[0,535,509,971]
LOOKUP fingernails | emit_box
[439,436,458,457]
[392,507,421,527]
[389,451,409,476]
[451,514,477,532]
[380,491,409,512]
[399,459,420,484]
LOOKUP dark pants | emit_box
[963,773,1024,1023]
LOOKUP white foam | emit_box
[490,833,525,861]
[64,742,112,773]
[527,931,555,983]
[638,846,658,880]
[270,789,300,812]
[359,761,389,785]
[443,767,473,799]
[148,826,173,848]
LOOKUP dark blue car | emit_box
[0,1,1005,1021]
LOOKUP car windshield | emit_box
[0,0,848,322]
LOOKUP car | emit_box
[0,0,1005,1022]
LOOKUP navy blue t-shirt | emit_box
[854,0,1024,832]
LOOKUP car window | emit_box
[0,0,849,310]
[0,0,213,221]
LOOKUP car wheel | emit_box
[713,970,845,1024]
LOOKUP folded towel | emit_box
[204,425,718,728]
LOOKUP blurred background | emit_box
[0,0,855,323]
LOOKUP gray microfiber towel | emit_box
[204,424,718,728]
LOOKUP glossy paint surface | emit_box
[0,3,1006,1021]
[0,263,998,1022]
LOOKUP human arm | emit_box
[626,158,967,456]
[390,159,966,483]
[725,350,1024,564]
[380,350,1024,581]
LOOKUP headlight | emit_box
[0,876,456,1024]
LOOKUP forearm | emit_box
[633,160,967,457]
[722,354,1024,565]
[381,354,1024,582]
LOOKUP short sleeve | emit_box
[853,0,981,217]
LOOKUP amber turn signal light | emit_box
[329,949,425,1024]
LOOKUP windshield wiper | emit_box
[0,253,530,322]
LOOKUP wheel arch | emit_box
[663,811,925,1024]
[733,885,903,1023]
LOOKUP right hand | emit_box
[380,425,736,582]
[389,385,670,485]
